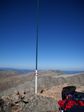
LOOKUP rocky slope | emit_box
[0,71,84,112]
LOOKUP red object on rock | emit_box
[58,99,84,111]
[78,101,84,106]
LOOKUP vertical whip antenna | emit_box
[35,0,39,94]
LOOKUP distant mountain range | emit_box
[0,67,83,75]
[0,68,34,74]
[63,70,84,74]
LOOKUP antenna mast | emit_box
[35,0,39,94]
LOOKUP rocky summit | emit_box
[0,70,84,112]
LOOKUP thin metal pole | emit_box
[35,0,39,94]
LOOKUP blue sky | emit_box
[0,0,84,70]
